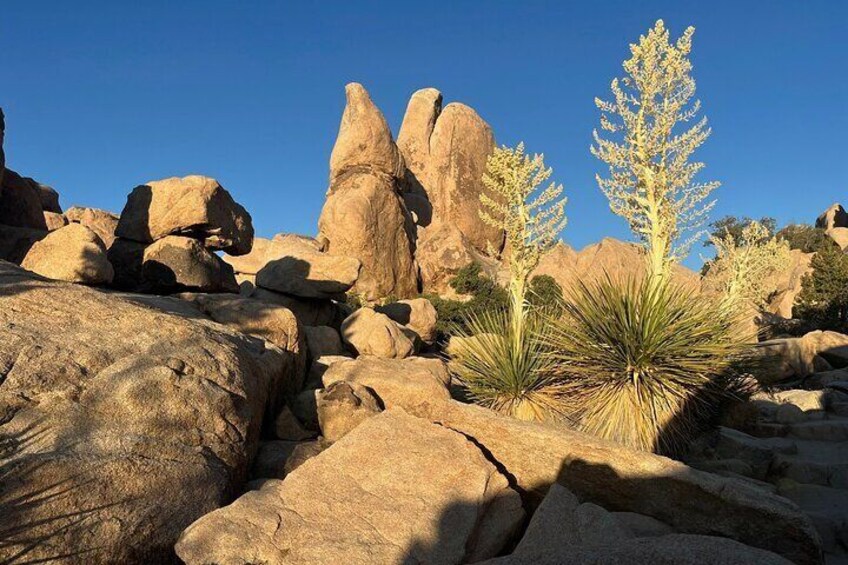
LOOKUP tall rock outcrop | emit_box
[397,88,503,293]
[317,83,418,301]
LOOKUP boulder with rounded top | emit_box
[115,175,253,255]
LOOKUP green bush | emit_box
[776,223,831,253]
[528,274,564,315]
[546,275,749,455]
[795,239,848,332]
[705,216,776,247]
[425,263,563,341]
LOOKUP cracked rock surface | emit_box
[176,409,524,565]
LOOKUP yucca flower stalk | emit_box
[704,220,791,319]
[592,20,719,280]
[449,143,568,421]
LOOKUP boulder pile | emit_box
[223,233,360,326]
[688,329,848,562]
[0,99,836,564]
[110,175,251,293]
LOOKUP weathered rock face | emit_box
[115,175,254,255]
[534,238,700,296]
[0,223,46,263]
[394,400,822,565]
[34,182,61,214]
[142,235,238,293]
[0,261,294,564]
[0,169,48,230]
[484,484,790,565]
[340,307,415,358]
[175,409,524,565]
[329,84,404,182]
[376,297,438,345]
[757,330,848,382]
[397,87,442,227]
[396,89,504,294]
[245,284,339,327]
[303,325,346,358]
[20,223,113,285]
[65,206,120,248]
[317,83,418,301]
[315,380,382,442]
[322,356,451,413]
[427,103,501,251]
[106,237,148,290]
[816,203,848,230]
[43,210,68,231]
[225,235,360,299]
[764,248,814,319]
[416,222,505,295]
[827,227,848,250]
[177,292,306,392]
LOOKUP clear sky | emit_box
[2,1,846,269]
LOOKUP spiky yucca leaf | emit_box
[449,307,568,422]
[547,275,750,454]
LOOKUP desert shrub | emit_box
[424,263,508,340]
[795,239,848,332]
[776,223,830,253]
[449,143,568,422]
[527,274,564,314]
[449,307,566,421]
[705,216,776,248]
[427,266,565,341]
[546,275,749,455]
[703,220,791,316]
[592,20,718,279]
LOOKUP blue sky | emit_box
[2,1,846,269]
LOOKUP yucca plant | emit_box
[546,274,750,454]
[449,307,568,421]
[448,142,568,422]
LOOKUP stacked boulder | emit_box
[317,83,419,301]
[0,108,113,285]
[313,84,507,300]
[110,175,251,293]
[65,206,120,248]
[224,233,360,327]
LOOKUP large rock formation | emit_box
[397,88,503,293]
[317,83,419,301]
[20,223,113,285]
[0,169,49,230]
[175,409,524,564]
[764,248,815,319]
[115,175,254,255]
[484,483,790,564]
[0,261,299,563]
[339,307,415,358]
